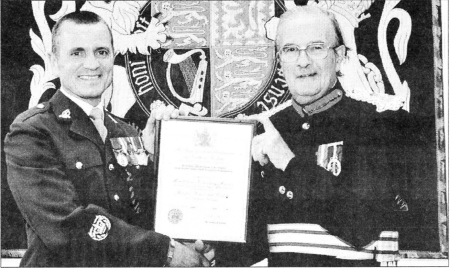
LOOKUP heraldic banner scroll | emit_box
[1,0,447,260]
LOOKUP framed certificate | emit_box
[153,117,256,243]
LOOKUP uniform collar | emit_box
[292,88,343,117]
[60,87,104,118]
[49,90,105,146]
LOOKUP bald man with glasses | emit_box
[250,5,413,267]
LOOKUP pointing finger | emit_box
[259,118,277,134]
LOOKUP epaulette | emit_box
[16,103,50,122]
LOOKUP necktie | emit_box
[89,107,107,142]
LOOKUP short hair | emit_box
[275,5,344,49]
[51,11,113,55]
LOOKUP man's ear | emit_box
[276,51,284,68]
[334,45,346,72]
[50,52,59,76]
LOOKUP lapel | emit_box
[104,112,131,139]
[49,90,105,149]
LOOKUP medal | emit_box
[136,150,148,166]
[317,141,343,176]
[327,157,342,176]
[117,153,128,167]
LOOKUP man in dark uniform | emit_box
[4,11,210,267]
[251,5,412,266]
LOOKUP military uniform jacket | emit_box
[5,90,170,267]
[257,89,412,266]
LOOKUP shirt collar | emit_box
[292,88,343,117]
[60,87,104,117]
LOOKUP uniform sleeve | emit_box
[4,119,170,267]
[214,164,270,266]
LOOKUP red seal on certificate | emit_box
[168,209,183,224]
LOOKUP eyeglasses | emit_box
[279,43,339,62]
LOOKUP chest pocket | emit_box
[64,148,108,206]
[64,151,103,171]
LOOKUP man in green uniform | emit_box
[5,11,210,267]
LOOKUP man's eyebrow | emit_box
[283,43,299,47]
[282,41,325,47]
[96,46,111,51]
[70,47,85,51]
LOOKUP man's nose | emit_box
[296,49,311,68]
[83,54,100,69]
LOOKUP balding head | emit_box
[276,5,344,50]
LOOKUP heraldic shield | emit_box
[125,0,289,121]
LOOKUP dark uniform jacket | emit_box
[5,90,170,267]
[254,89,412,266]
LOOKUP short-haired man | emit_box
[5,11,209,267]
[251,5,412,266]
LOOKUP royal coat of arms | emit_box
[29,0,412,124]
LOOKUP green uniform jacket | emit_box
[5,90,170,267]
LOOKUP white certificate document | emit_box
[154,118,255,243]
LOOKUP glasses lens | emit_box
[307,44,328,59]
[280,46,299,63]
[281,44,330,62]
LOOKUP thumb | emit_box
[144,110,157,135]
[200,255,210,267]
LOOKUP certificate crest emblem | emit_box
[88,215,111,241]
[196,128,211,147]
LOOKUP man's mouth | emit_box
[297,73,316,78]
[79,75,101,80]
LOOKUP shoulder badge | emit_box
[88,215,111,241]
[58,109,71,119]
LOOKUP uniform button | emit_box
[135,165,140,170]
[287,191,294,199]
[302,123,310,130]
[36,103,44,109]
[279,186,286,194]
[114,194,120,201]
[261,171,265,178]
[76,162,83,169]
[109,164,114,171]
